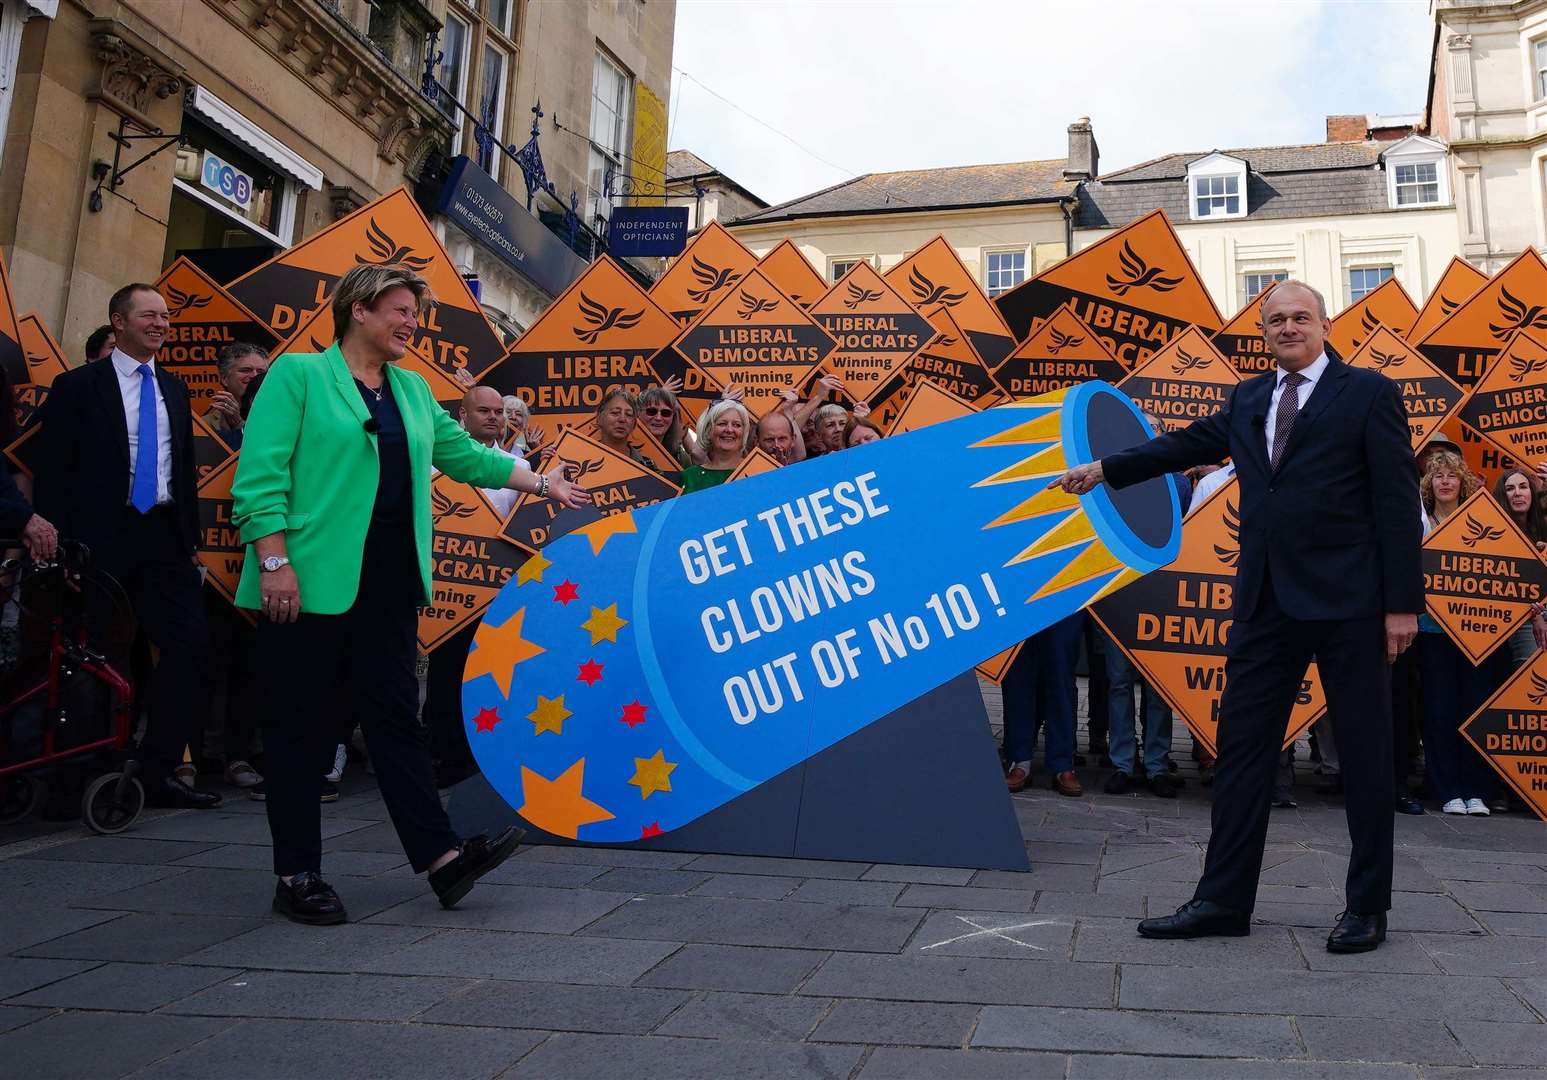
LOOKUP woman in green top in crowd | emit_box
[681,399,753,493]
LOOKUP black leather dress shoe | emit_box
[1137,898,1250,939]
[273,872,347,926]
[1327,910,1386,953]
[1395,793,1424,816]
[429,826,525,909]
[144,775,222,809]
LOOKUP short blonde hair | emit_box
[695,399,754,455]
[331,264,435,341]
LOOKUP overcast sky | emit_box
[666,0,1435,208]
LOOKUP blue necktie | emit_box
[131,364,158,513]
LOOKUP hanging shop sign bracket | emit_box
[88,114,186,213]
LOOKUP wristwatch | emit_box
[260,555,290,573]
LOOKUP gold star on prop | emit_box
[527,694,571,736]
[462,607,545,697]
[572,511,637,555]
[628,749,677,800]
[519,759,615,839]
[516,553,552,585]
[581,603,629,645]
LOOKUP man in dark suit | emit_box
[35,284,220,808]
[1055,281,1421,953]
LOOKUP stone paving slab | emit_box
[71,866,422,920]
[972,1003,1303,1058]
[855,1046,1067,1079]
[0,1010,235,1080]
[809,998,980,1047]
[501,1031,863,1079]
[582,894,924,952]
[1294,1016,1473,1066]
[1446,1019,1547,1066]
[19,913,266,964]
[633,943,827,994]
[177,921,437,972]
[164,969,476,1021]
[905,910,1074,960]
[654,990,833,1041]
[418,979,689,1033]
[799,953,1116,1007]
[0,956,100,998]
[366,882,635,934]
[8,961,239,1012]
[0,900,125,954]
[167,842,407,877]
[19,836,219,865]
[357,929,681,984]
[685,872,800,899]
[1065,1056,1419,1079]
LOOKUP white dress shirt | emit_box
[1188,463,1235,516]
[110,348,173,505]
[1263,351,1329,458]
[432,440,525,520]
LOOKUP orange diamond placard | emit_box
[1115,327,1239,433]
[1455,329,1547,471]
[578,417,683,485]
[886,379,978,436]
[1421,488,1547,665]
[1090,479,1327,757]
[13,313,70,431]
[808,262,933,404]
[419,473,530,653]
[671,267,836,419]
[755,240,826,310]
[974,645,1022,687]
[1212,283,1277,378]
[480,258,682,435]
[1347,326,1464,450]
[869,309,1002,430]
[995,210,1222,367]
[650,220,759,326]
[500,429,681,555]
[990,303,1128,400]
[195,446,250,616]
[727,447,782,481]
[885,235,1015,365]
[1327,277,1418,359]
[1416,248,1547,387]
[273,304,468,414]
[1407,256,1489,346]
[1461,651,1547,822]
[153,257,280,410]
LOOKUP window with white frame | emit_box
[829,257,871,282]
[439,14,469,122]
[1185,153,1248,221]
[984,250,1026,297]
[478,42,508,181]
[1243,271,1288,305]
[1393,161,1440,206]
[1348,266,1394,304]
[1536,38,1547,100]
[1382,136,1449,209]
[587,49,631,226]
[488,0,515,37]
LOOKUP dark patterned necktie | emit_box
[1270,371,1306,471]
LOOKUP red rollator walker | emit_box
[0,540,140,834]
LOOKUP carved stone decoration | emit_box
[90,32,186,130]
[376,109,419,165]
[328,184,368,221]
[1446,33,1472,50]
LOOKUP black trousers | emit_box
[1197,575,1394,915]
[424,619,479,770]
[197,591,260,763]
[256,525,457,877]
[92,506,210,779]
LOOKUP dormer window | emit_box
[1186,153,1248,221]
[1383,135,1449,209]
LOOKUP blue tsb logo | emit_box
[200,152,253,209]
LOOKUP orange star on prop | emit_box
[553,580,579,605]
[471,707,502,734]
[577,658,604,686]
[516,553,552,586]
[518,759,615,839]
[641,822,663,838]
[462,608,545,697]
[620,700,647,728]
[527,694,571,736]
[581,603,628,645]
[572,511,637,555]
[628,749,677,800]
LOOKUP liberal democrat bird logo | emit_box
[1046,327,1084,355]
[165,285,211,318]
[932,334,958,348]
[1170,349,1211,375]
[557,457,604,485]
[1507,353,1547,383]
[907,267,968,312]
[356,219,434,272]
[843,282,882,309]
[1439,294,1461,316]
[736,290,779,321]
[573,292,643,345]
[1105,241,1183,297]
[1528,670,1547,706]
[1460,515,1506,549]
[1351,309,1383,349]
[431,487,478,526]
[1369,348,1404,372]
[1488,286,1547,342]
[686,257,740,304]
[1214,501,1241,567]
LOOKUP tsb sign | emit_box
[200,151,254,210]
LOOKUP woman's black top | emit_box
[355,377,412,526]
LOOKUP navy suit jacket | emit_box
[1103,356,1423,622]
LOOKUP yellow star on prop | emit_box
[628,749,677,800]
[516,553,552,585]
[581,603,628,645]
[518,759,615,839]
[572,511,637,555]
[527,694,571,736]
[461,607,545,697]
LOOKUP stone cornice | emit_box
[210,0,452,169]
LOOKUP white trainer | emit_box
[1441,798,1468,815]
[1465,798,1490,816]
[325,744,347,784]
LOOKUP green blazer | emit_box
[231,343,514,614]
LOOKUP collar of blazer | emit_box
[324,342,373,430]
[321,342,431,485]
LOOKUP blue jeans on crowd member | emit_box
[1505,621,1536,670]
[1416,630,1497,805]
[1002,612,1083,774]
[1103,635,1171,778]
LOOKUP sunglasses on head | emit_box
[642,406,674,417]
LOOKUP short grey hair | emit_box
[816,403,848,424]
[1259,279,1328,320]
[215,342,268,378]
[502,395,529,426]
[695,399,754,454]
[330,263,435,341]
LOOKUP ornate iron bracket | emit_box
[87,115,187,213]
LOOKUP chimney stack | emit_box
[1064,117,1099,180]
[1325,114,1369,142]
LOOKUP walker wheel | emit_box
[81,772,144,835]
[0,775,46,824]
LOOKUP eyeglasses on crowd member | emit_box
[681,398,753,494]
[231,262,590,926]
[1415,451,1497,818]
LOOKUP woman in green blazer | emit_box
[232,264,588,925]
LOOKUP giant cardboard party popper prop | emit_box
[462,383,1181,845]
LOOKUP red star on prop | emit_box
[577,659,604,686]
[553,580,579,605]
[471,706,502,734]
[620,700,648,728]
[640,822,663,838]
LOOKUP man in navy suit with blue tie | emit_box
[35,284,220,809]
[1056,281,1422,954]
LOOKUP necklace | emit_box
[356,377,384,402]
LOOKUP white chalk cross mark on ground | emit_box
[920,915,1067,952]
